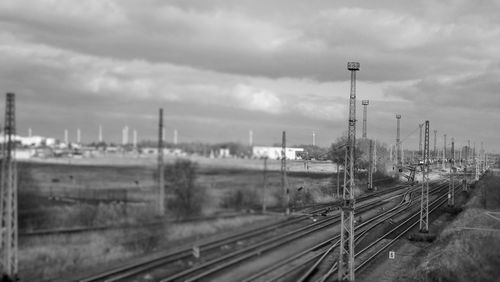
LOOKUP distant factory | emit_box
[252,146,304,160]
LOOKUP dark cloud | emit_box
[0,0,499,150]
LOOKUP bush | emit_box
[165,159,206,218]
[221,188,260,211]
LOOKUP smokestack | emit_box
[77,128,81,143]
[98,125,103,142]
[122,126,129,145]
[133,129,137,147]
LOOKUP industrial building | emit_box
[252,146,304,160]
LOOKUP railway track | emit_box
[78,180,416,282]
[309,180,459,282]
[242,180,450,282]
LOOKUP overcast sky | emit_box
[0,0,499,152]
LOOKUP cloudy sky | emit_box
[0,0,499,151]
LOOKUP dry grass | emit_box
[19,214,276,280]
[398,171,500,282]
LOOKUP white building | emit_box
[0,135,46,147]
[252,146,304,160]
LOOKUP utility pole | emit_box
[262,157,268,213]
[281,131,289,215]
[396,114,402,176]
[419,120,430,233]
[158,109,165,215]
[419,123,423,159]
[368,139,373,190]
[449,137,455,207]
[361,100,369,139]
[0,93,18,280]
[338,61,359,282]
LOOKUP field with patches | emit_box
[17,155,343,280]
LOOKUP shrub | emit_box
[165,159,206,218]
[221,188,260,211]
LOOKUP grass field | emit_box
[397,169,500,282]
[17,155,389,280]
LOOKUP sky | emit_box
[0,0,499,152]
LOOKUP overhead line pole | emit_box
[281,131,289,216]
[449,137,455,207]
[419,123,423,160]
[368,139,373,191]
[396,114,402,170]
[158,108,165,215]
[361,100,369,139]
[419,120,430,233]
[0,93,18,280]
[433,130,437,161]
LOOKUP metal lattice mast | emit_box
[467,140,471,164]
[361,100,369,139]
[433,130,437,160]
[338,62,359,282]
[419,120,430,233]
[158,108,165,215]
[0,93,18,280]
[443,134,447,169]
[396,114,402,169]
[448,137,455,207]
[368,139,373,190]
[475,154,479,181]
[419,123,423,160]
[444,134,447,160]
[281,131,289,215]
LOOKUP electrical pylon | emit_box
[0,93,18,280]
[419,120,430,233]
[338,62,359,282]
[448,138,455,207]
